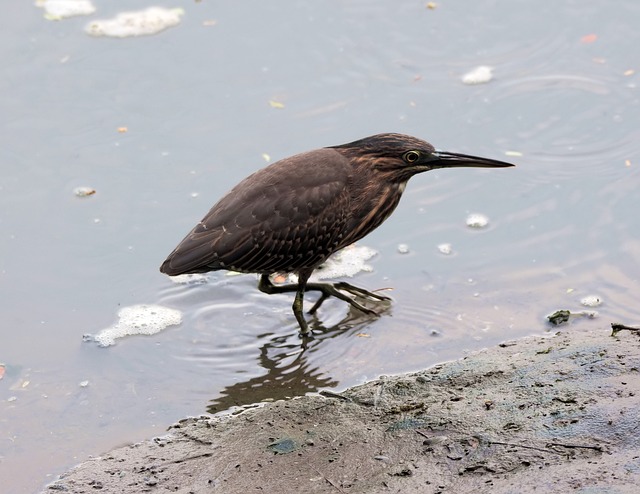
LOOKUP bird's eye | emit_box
[403,150,420,163]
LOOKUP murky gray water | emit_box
[1,1,639,492]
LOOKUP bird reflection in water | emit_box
[206,301,390,414]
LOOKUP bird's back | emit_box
[160,148,354,276]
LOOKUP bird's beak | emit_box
[431,150,515,169]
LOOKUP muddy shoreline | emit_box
[46,325,640,493]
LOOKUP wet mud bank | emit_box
[47,326,640,493]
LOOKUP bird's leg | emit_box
[258,273,312,336]
[257,273,391,326]
[292,271,312,336]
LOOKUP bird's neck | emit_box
[340,178,407,248]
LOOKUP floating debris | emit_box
[397,243,410,254]
[37,0,96,20]
[547,309,598,326]
[88,304,182,347]
[73,186,96,197]
[437,243,452,255]
[547,310,571,326]
[85,7,184,38]
[462,66,493,85]
[466,213,489,228]
[580,295,602,307]
[269,100,285,109]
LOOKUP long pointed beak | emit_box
[432,150,515,169]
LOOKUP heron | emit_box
[160,133,514,336]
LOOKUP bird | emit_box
[160,133,514,336]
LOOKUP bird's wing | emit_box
[160,149,352,275]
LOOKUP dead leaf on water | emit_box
[580,33,597,44]
[74,186,96,197]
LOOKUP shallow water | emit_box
[1,1,639,492]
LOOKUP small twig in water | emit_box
[611,323,640,336]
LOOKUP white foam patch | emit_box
[167,273,211,284]
[437,243,453,255]
[310,245,377,281]
[91,304,182,347]
[466,213,490,228]
[85,7,184,38]
[581,295,602,307]
[37,0,96,20]
[462,66,494,85]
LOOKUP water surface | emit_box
[1,1,639,492]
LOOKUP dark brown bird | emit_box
[160,133,514,336]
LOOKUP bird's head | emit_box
[331,133,514,183]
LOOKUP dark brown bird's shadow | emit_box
[206,299,392,415]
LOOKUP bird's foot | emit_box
[298,330,315,341]
[305,281,391,315]
[333,281,392,302]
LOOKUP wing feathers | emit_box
[160,148,352,275]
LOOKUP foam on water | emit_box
[90,304,182,347]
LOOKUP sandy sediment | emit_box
[46,325,640,493]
